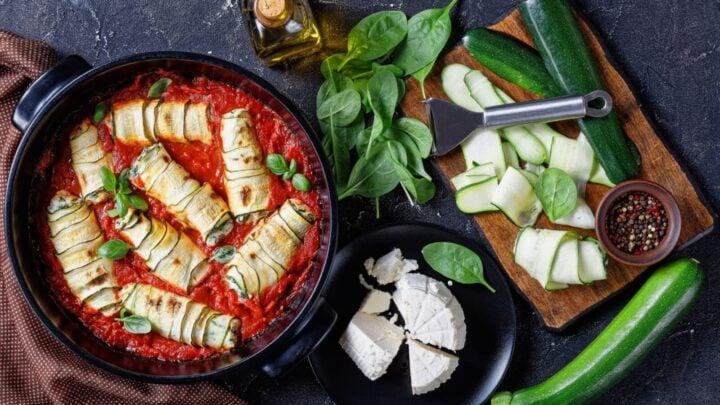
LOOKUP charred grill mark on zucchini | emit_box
[220,109,271,223]
[48,191,120,316]
[130,144,232,245]
[223,199,315,298]
[116,210,210,292]
[69,120,112,204]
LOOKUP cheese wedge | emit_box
[358,289,392,314]
[407,337,459,395]
[339,312,404,381]
[393,273,466,351]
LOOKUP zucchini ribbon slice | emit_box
[120,283,240,349]
[130,143,233,246]
[220,109,271,223]
[112,99,212,145]
[224,199,315,298]
[47,191,120,315]
[70,120,113,203]
[116,210,211,292]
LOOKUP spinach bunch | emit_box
[316,1,457,209]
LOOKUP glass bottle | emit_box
[242,0,322,66]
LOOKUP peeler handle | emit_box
[483,90,613,128]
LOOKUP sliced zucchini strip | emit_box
[220,109,271,223]
[70,120,113,203]
[223,198,315,298]
[48,191,120,314]
[119,283,240,349]
[112,99,153,145]
[130,143,232,246]
[155,100,188,143]
[116,211,210,291]
[185,102,213,144]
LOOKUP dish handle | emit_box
[261,297,337,378]
[12,55,91,132]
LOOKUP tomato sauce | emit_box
[34,71,322,362]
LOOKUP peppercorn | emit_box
[606,191,669,255]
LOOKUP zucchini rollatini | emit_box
[112,99,212,145]
[70,120,112,203]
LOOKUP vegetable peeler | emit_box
[426,90,613,156]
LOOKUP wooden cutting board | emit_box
[399,9,715,331]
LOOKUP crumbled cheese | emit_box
[365,248,418,285]
[359,273,373,290]
[339,312,404,381]
[358,289,392,314]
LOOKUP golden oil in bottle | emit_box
[242,0,322,65]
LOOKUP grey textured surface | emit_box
[2,0,719,403]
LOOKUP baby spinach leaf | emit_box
[392,117,433,158]
[385,127,431,181]
[316,75,354,108]
[339,142,399,199]
[344,11,408,64]
[116,309,151,334]
[211,245,236,264]
[317,89,362,127]
[535,168,578,221]
[98,239,131,260]
[366,70,399,154]
[412,61,434,99]
[422,241,495,292]
[393,0,457,75]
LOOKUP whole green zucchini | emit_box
[519,0,640,184]
[462,28,562,98]
[492,258,704,405]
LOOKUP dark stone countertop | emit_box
[2,0,719,403]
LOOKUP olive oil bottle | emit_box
[242,0,322,65]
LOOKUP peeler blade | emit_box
[425,98,486,156]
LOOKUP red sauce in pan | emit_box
[34,71,322,362]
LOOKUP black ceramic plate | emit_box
[309,223,516,404]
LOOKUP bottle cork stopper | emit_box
[255,0,291,28]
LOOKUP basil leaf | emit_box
[366,70,399,153]
[100,166,116,194]
[115,193,129,218]
[127,194,148,211]
[344,11,408,63]
[393,0,457,75]
[266,153,288,175]
[421,241,495,292]
[147,77,172,98]
[317,89,362,127]
[98,239,131,260]
[211,245,236,264]
[93,102,107,123]
[292,173,311,192]
[115,312,151,334]
[412,62,434,99]
[535,168,578,221]
[118,168,131,195]
[283,159,298,180]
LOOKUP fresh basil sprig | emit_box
[147,77,171,98]
[100,167,148,218]
[266,153,312,192]
[211,245,236,264]
[98,239,131,260]
[534,168,578,221]
[93,102,107,124]
[422,241,495,293]
[115,309,151,334]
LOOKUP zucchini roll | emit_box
[224,198,315,298]
[115,210,210,292]
[120,283,240,349]
[70,120,112,203]
[112,99,212,145]
[130,143,233,246]
[220,109,271,223]
[48,191,120,315]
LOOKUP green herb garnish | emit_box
[266,154,312,191]
[147,77,172,98]
[292,173,311,192]
[535,168,578,221]
[93,102,107,123]
[115,309,151,334]
[421,241,495,293]
[99,167,147,220]
[211,245,236,264]
[98,239,131,260]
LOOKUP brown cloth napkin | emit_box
[0,30,245,405]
